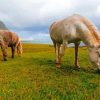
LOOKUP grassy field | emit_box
[0,44,99,100]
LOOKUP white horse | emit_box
[49,14,100,72]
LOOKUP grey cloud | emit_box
[0,0,100,29]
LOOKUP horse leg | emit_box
[52,41,61,68]
[0,42,8,61]
[58,40,67,67]
[59,40,67,56]
[11,46,15,58]
[74,42,80,68]
[53,41,56,53]
[55,43,61,68]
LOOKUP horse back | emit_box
[50,14,100,44]
[0,30,19,46]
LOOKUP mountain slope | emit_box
[0,21,8,30]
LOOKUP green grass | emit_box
[0,44,99,100]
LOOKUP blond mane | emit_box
[78,15,100,43]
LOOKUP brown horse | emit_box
[0,30,22,61]
[50,14,100,72]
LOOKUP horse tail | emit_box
[16,41,22,56]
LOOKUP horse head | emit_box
[89,45,100,72]
[16,41,23,56]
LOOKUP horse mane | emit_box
[78,14,100,43]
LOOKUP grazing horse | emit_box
[0,30,22,61]
[50,14,100,72]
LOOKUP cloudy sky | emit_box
[0,0,100,43]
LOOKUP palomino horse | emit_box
[50,14,100,72]
[0,30,22,61]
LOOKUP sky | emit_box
[0,0,100,43]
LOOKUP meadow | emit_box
[0,43,99,100]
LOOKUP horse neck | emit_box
[84,40,100,49]
[83,36,100,49]
[79,14,100,40]
[81,16,100,47]
[80,24,100,48]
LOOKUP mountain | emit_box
[0,21,8,30]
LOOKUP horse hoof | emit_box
[75,65,80,69]
[56,65,61,68]
[56,63,61,68]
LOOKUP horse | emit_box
[49,14,100,72]
[0,30,22,61]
